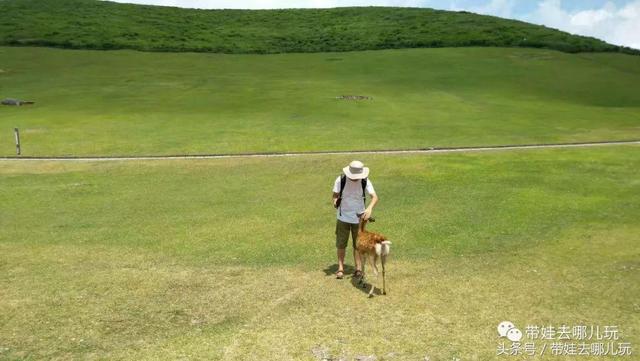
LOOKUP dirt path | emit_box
[1,140,638,162]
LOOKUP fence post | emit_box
[14,128,20,155]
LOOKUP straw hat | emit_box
[343,160,369,179]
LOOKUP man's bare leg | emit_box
[353,225,362,275]
[353,248,362,273]
[337,248,346,275]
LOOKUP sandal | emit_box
[353,270,363,278]
[336,270,344,279]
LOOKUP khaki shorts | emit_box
[335,219,359,249]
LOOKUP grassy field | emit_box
[1,145,639,360]
[2,0,635,55]
[2,46,640,157]
[2,2,638,359]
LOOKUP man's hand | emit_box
[363,207,372,220]
[363,193,378,220]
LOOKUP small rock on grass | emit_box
[311,345,331,360]
[355,355,376,361]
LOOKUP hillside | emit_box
[0,0,637,54]
[2,46,640,157]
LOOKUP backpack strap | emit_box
[361,178,367,202]
[338,174,346,216]
[339,174,347,197]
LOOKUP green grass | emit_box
[2,0,636,55]
[1,145,639,360]
[2,3,638,359]
[2,46,640,157]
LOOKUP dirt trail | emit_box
[1,140,638,162]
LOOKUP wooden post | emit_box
[14,128,20,155]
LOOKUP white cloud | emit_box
[467,0,515,19]
[525,0,640,49]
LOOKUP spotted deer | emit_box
[355,215,392,297]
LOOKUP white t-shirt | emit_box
[332,176,376,224]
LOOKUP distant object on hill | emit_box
[1,0,638,55]
[2,98,35,106]
[336,95,372,100]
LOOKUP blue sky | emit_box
[109,0,640,49]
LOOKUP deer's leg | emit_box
[367,253,377,297]
[358,251,366,287]
[372,253,379,277]
[381,254,387,295]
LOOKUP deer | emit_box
[355,214,392,298]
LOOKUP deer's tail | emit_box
[375,240,392,256]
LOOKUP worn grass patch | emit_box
[1,227,637,360]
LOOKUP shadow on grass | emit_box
[323,264,383,295]
[350,273,383,296]
[322,263,355,276]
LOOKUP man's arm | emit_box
[363,193,379,220]
[332,192,340,207]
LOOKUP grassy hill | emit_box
[2,46,640,157]
[1,0,637,55]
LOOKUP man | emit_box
[331,160,378,279]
